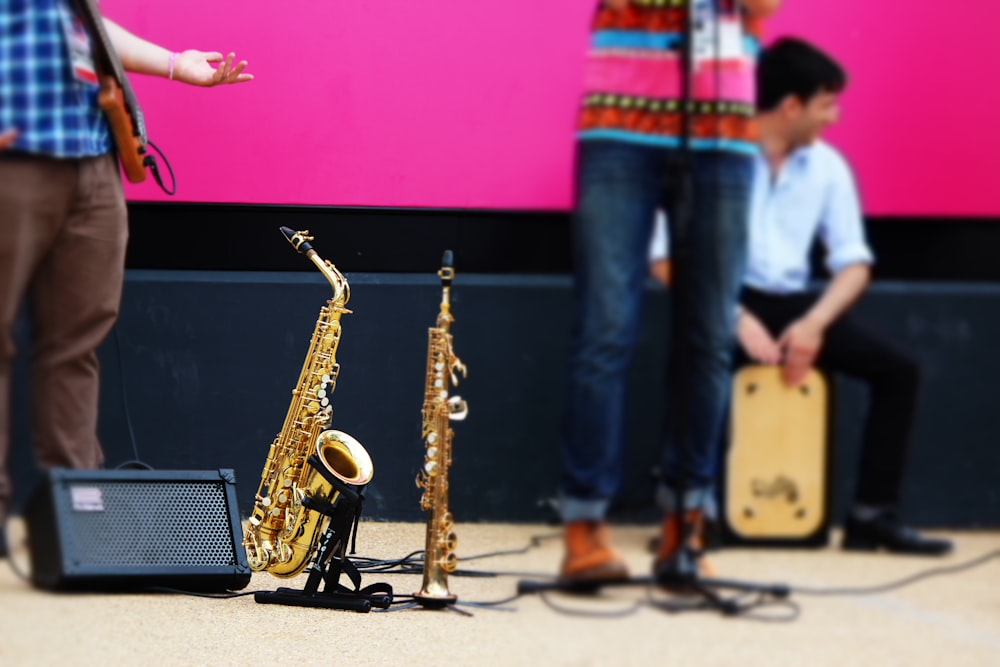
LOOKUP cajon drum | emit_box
[724,365,830,546]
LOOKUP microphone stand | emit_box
[659,0,791,614]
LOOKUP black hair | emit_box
[756,37,847,112]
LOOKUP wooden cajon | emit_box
[724,364,830,546]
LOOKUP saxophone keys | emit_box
[426,446,438,459]
[448,397,469,421]
[441,551,458,573]
[424,460,439,476]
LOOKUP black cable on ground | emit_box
[790,549,1000,597]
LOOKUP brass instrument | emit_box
[414,250,468,605]
[243,227,374,578]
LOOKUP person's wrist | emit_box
[802,311,829,332]
[168,51,180,80]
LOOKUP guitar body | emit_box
[98,75,147,183]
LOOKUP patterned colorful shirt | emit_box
[0,0,111,158]
[579,0,761,154]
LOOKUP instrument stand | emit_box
[645,505,792,615]
[516,561,789,617]
[254,456,393,613]
[516,487,791,616]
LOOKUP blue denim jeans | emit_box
[560,139,752,522]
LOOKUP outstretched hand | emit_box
[172,51,253,87]
[0,128,18,150]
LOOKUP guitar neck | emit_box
[72,0,148,141]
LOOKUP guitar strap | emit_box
[69,0,148,141]
[67,0,175,194]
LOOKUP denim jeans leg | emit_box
[659,151,753,512]
[560,140,664,522]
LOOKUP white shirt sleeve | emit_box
[819,148,875,274]
[649,209,670,262]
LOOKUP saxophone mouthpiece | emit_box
[439,249,455,285]
[280,227,313,254]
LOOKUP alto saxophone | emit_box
[243,227,374,578]
[414,250,468,605]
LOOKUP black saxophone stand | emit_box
[254,455,393,613]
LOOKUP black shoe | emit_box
[842,512,953,556]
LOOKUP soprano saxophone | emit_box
[414,250,468,605]
[242,227,374,578]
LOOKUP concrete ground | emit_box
[1,521,998,666]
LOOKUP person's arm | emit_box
[0,129,17,150]
[778,263,870,385]
[779,149,873,386]
[103,19,252,86]
[796,263,870,331]
[738,306,783,365]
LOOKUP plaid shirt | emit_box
[0,0,111,158]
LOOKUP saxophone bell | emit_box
[316,429,374,487]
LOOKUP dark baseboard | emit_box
[126,202,1000,281]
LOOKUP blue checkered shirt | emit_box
[0,0,111,158]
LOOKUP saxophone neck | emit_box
[281,227,352,309]
[436,292,453,330]
[311,253,352,309]
[436,249,455,329]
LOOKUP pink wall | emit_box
[109,1,998,216]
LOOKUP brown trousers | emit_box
[0,153,128,520]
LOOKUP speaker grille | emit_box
[59,480,238,568]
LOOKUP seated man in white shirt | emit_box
[650,37,951,556]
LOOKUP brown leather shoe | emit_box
[653,511,716,586]
[558,520,629,584]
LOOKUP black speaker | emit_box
[26,468,252,592]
